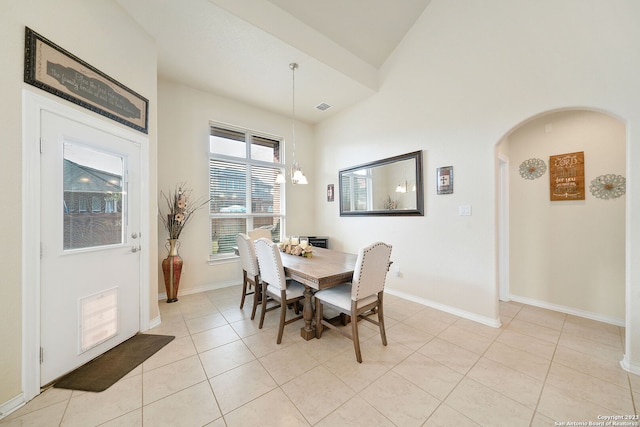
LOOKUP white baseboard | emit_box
[157,280,240,301]
[620,355,640,376]
[509,294,624,326]
[0,393,25,420]
[147,314,162,331]
[385,288,502,328]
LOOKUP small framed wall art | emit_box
[437,166,453,195]
[327,184,334,202]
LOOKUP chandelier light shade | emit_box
[276,62,308,185]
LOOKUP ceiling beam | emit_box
[208,0,379,92]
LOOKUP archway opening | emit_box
[498,109,626,326]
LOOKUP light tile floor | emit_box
[2,285,638,426]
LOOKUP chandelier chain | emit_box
[290,62,297,166]
[274,62,307,184]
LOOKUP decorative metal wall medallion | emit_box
[589,174,626,199]
[519,158,546,180]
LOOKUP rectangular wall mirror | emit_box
[339,150,424,216]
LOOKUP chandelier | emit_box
[276,63,308,185]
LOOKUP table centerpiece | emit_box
[278,238,313,258]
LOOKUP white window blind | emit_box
[340,170,372,212]
[209,124,284,256]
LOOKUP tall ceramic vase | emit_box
[162,239,183,303]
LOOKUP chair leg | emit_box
[277,290,287,344]
[351,301,363,363]
[240,271,248,309]
[294,300,300,314]
[315,298,323,338]
[377,294,387,346]
[258,283,268,329]
[250,277,260,320]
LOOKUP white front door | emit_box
[40,110,141,386]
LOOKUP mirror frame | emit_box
[339,150,424,216]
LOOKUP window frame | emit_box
[208,121,285,260]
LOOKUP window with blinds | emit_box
[340,170,372,212]
[209,124,284,256]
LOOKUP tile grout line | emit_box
[527,312,566,427]
[429,307,529,426]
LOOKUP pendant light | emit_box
[275,62,308,185]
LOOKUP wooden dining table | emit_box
[280,246,358,340]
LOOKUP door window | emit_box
[63,143,124,250]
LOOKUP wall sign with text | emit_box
[549,151,585,201]
[24,27,149,133]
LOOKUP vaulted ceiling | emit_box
[116,0,431,123]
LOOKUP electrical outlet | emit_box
[393,265,400,277]
[459,205,472,216]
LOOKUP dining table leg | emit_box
[300,285,316,340]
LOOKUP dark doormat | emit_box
[54,334,175,392]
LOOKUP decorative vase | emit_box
[162,239,183,303]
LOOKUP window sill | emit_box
[207,254,239,266]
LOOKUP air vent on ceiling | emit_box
[315,102,332,112]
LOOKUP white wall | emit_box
[315,0,640,371]
[1,0,158,409]
[157,78,315,296]
[507,110,626,322]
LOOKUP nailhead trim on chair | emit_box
[353,242,391,300]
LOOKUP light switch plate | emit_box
[459,205,472,216]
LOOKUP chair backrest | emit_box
[248,228,272,241]
[351,242,392,301]
[236,233,260,277]
[254,238,287,291]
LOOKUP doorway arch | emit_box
[497,108,626,324]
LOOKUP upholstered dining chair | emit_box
[247,227,272,241]
[236,233,262,319]
[254,238,305,344]
[314,242,393,363]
